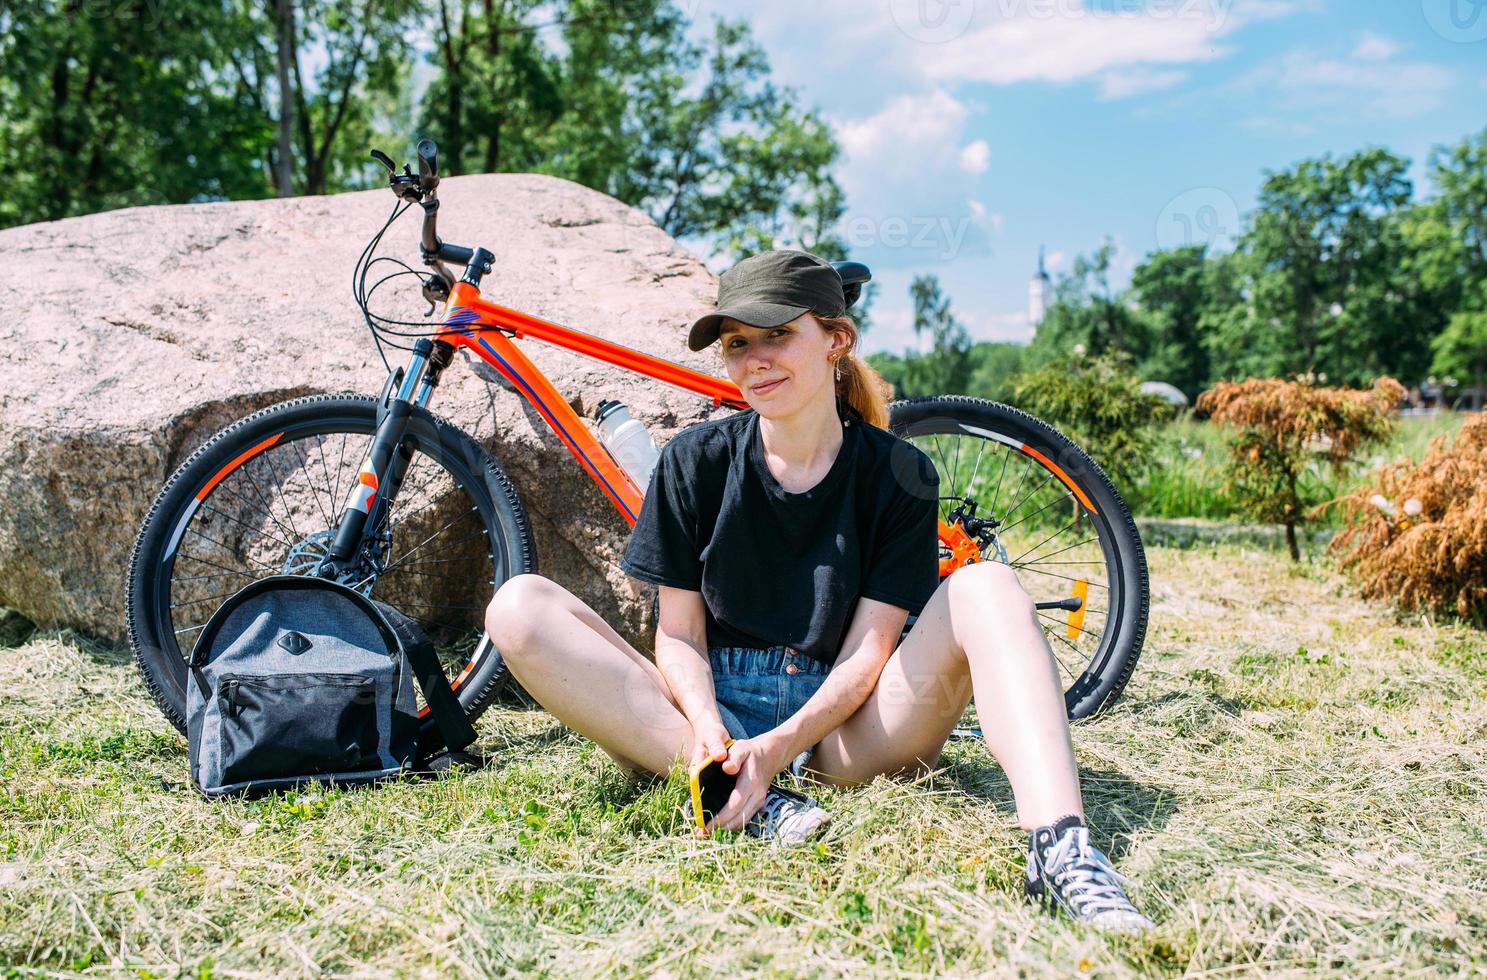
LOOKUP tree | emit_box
[966,341,1028,402]
[1206,149,1422,385]
[1130,244,1211,400]
[419,2,845,257]
[1429,127,1487,293]
[1007,350,1169,491]
[1430,308,1487,410]
[1197,376,1404,561]
[1029,239,1149,365]
[0,0,270,227]
[901,275,973,397]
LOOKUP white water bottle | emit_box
[596,400,660,489]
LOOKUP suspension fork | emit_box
[320,338,452,576]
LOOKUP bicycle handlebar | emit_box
[416,139,439,191]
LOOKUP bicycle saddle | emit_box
[832,260,872,308]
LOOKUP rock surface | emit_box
[0,174,729,649]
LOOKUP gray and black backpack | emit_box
[186,576,477,797]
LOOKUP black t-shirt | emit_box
[619,404,941,667]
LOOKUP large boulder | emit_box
[0,174,727,650]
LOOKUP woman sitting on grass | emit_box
[484,250,1150,932]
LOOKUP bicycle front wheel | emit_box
[889,396,1148,718]
[127,393,536,736]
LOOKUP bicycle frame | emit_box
[337,278,1060,582]
[429,280,750,525]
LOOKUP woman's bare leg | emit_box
[807,561,1083,829]
[484,574,692,778]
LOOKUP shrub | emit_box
[1326,413,1487,625]
[1196,375,1405,560]
[1007,349,1173,491]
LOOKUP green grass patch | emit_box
[2,549,1485,975]
[1129,411,1470,523]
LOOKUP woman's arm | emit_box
[652,585,724,727]
[763,597,909,763]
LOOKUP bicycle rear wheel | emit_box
[889,396,1148,719]
[127,393,536,736]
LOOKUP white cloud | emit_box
[959,139,991,174]
[905,0,1303,89]
[1098,67,1188,100]
[967,199,1006,232]
[1234,45,1454,120]
[745,0,1308,109]
[1351,32,1400,61]
[835,90,970,183]
[1046,249,1068,272]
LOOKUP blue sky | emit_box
[682,0,1487,356]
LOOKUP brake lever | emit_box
[421,268,452,314]
[370,148,397,174]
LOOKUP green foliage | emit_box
[1430,308,1487,404]
[1023,134,1486,397]
[1129,244,1213,400]
[1007,350,1171,490]
[1,0,841,252]
[1028,238,1149,367]
[899,275,973,397]
[0,0,273,227]
[1207,149,1431,385]
[965,341,1027,402]
[1197,376,1404,560]
[419,2,844,257]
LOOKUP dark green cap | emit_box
[686,249,845,351]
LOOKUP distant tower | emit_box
[1028,246,1051,328]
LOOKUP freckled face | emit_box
[718,315,837,418]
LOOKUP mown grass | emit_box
[1129,411,1470,523]
[3,546,1486,977]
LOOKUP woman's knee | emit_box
[946,561,1036,627]
[485,573,563,654]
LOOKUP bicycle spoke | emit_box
[1010,518,1080,566]
[288,437,336,530]
[1012,563,1110,591]
[1039,610,1096,639]
[225,463,302,547]
[964,436,989,497]
[197,502,299,553]
[989,443,1013,517]
[373,511,486,582]
[250,449,306,544]
[174,550,277,577]
[1000,466,1056,526]
[1016,535,1101,566]
[997,488,1073,537]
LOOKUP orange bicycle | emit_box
[127,139,1148,745]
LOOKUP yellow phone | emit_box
[689,737,737,831]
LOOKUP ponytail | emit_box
[813,313,893,430]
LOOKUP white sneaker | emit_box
[745,783,831,845]
[1025,815,1153,933]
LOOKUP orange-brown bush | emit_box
[1327,413,1487,625]
[1196,376,1405,560]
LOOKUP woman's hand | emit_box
[705,732,794,835]
[687,714,733,778]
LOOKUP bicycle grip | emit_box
[417,139,439,185]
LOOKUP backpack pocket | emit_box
[216,672,381,786]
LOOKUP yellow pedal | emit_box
[1067,578,1089,640]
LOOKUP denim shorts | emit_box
[709,644,830,780]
